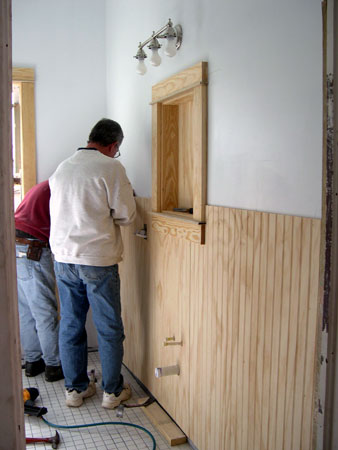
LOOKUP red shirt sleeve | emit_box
[14,180,51,242]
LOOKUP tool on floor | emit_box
[116,404,124,418]
[23,387,47,417]
[124,396,154,408]
[26,431,60,449]
[116,396,155,417]
[88,368,97,382]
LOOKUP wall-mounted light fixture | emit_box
[134,19,182,75]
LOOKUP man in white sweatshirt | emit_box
[49,118,136,409]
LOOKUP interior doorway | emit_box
[12,67,37,208]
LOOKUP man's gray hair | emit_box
[88,118,124,146]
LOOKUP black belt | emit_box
[15,236,49,248]
[15,230,49,261]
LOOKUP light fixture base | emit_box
[174,25,183,50]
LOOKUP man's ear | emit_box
[109,143,116,156]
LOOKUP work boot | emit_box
[25,358,45,377]
[102,383,132,409]
[45,365,64,382]
[65,381,96,407]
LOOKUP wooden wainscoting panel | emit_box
[145,214,163,399]
[275,214,293,450]
[267,214,284,450]
[120,198,151,380]
[302,218,321,450]
[120,200,322,450]
[155,231,190,432]
[189,227,206,444]
[205,205,217,450]
[284,216,302,450]
[242,210,255,450]
[189,206,321,450]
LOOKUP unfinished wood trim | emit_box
[12,67,35,82]
[192,84,207,222]
[0,1,26,448]
[151,211,205,245]
[12,67,37,195]
[142,402,187,446]
[151,62,208,235]
[152,61,208,103]
[178,101,193,208]
[151,84,200,105]
[19,79,36,195]
[152,103,162,212]
[161,89,194,106]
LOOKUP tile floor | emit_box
[24,351,192,449]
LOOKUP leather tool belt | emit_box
[15,236,49,261]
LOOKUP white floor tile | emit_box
[24,351,192,449]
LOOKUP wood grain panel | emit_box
[151,212,205,245]
[120,200,322,450]
[161,105,178,211]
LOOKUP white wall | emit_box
[12,0,323,218]
[106,0,323,218]
[12,0,107,182]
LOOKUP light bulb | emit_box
[136,59,147,75]
[164,36,177,57]
[150,48,161,66]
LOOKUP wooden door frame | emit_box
[12,67,37,196]
[0,0,26,448]
[322,0,338,448]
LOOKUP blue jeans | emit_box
[54,262,125,394]
[16,244,60,366]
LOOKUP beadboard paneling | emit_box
[120,199,321,450]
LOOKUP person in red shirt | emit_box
[15,180,63,382]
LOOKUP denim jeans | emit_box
[16,244,60,366]
[54,262,125,394]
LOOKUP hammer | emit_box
[26,430,60,449]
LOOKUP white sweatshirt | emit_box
[49,149,136,266]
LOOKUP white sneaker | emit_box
[102,383,132,409]
[66,381,96,407]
